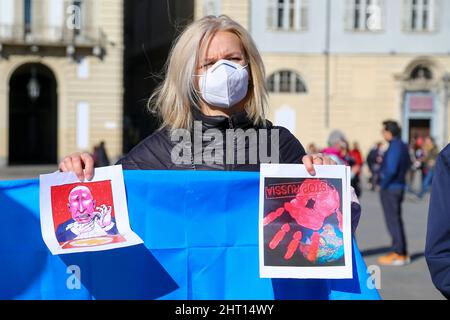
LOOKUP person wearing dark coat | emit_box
[378,120,411,266]
[366,142,383,191]
[425,143,450,299]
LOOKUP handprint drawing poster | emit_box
[40,165,142,255]
[259,164,353,279]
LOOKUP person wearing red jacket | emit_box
[349,142,363,197]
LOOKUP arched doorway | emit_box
[8,63,57,164]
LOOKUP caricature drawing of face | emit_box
[68,186,97,224]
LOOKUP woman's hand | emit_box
[58,152,94,181]
[303,153,362,234]
[302,153,337,176]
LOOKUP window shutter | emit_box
[344,0,355,31]
[47,0,64,40]
[290,72,296,93]
[432,0,440,32]
[267,0,276,29]
[267,74,275,92]
[274,72,280,93]
[367,0,383,31]
[402,0,412,31]
[282,0,290,30]
[376,0,385,31]
[300,0,308,30]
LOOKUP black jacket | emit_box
[425,143,450,299]
[117,108,306,171]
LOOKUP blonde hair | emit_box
[148,15,269,131]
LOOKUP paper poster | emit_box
[40,165,143,255]
[259,164,352,279]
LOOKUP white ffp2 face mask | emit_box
[196,59,249,109]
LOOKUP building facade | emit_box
[195,0,450,154]
[0,0,123,166]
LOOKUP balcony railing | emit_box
[0,24,106,46]
[0,23,108,58]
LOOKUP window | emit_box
[267,70,307,93]
[346,0,383,31]
[410,65,433,80]
[403,0,439,32]
[267,0,308,31]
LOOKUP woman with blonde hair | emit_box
[59,15,335,178]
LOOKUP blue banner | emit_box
[0,170,380,300]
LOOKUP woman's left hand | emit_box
[302,153,337,176]
[302,153,361,234]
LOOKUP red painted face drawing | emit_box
[67,186,97,224]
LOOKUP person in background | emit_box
[425,143,450,299]
[407,137,425,194]
[322,130,347,164]
[417,136,439,199]
[349,142,363,197]
[93,141,110,167]
[378,120,411,266]
[366,142,383,191]
[405,138,418,194]
[322,132,361,196]
[307,143,319,155]
[350,142,363,168]
[340,140,359,197]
